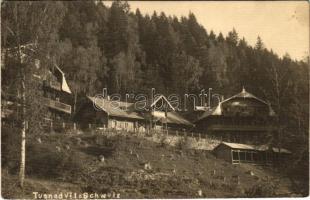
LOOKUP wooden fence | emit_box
[40,120,217,139]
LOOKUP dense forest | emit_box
[1,1,309,190]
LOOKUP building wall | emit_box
[42,80,73,122]
[75,100,147,132]
[214,145,291,165]
[108,118,134,131]
[108,117,147,132]
[213,144,232,163]
[222,98,269,117]
[195,99,274,144]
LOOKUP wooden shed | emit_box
[213,142,291,165]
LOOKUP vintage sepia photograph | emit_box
[1,1,309,199]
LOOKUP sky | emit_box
[102,1,309,61]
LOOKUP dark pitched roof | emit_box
[87,96,144,120]
[222,87,269,105]
[88,95,192,126]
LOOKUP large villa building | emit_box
[41,64,73,123]
[194,87,276,145]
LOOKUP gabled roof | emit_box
[216,142,291,154]
[149,95,192,126]
[54,64,72,94]
[150,95,175,111]
[222,142,256,150]
[87,96,144,120]
[222,87,269,105]
[196,87,275,122]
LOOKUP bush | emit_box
[158,135,167,147]
[26,144,86,181]
[175,136,191,150]
[245,181,277,197]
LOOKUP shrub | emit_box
[245,181,277,197]
[26,144,86,181]
[159,135,167,147]
[175,136,192,150]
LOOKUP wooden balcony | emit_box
[43,97,71,114]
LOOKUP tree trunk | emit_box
[15,3,26,187]
[19,109,26,188]
[19,60,26,189]
[73,79,77,114]
[74,91,77,114]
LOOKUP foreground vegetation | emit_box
[2,126,307,198]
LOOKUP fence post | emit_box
[89,123,91,129]
[74,123,76,130]
[50,121,53,132]
[191,132,194,137]
[199,133,201,140]
[176,130,178,136]
[62,122,65,129]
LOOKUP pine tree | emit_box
[255,36,264,50]
[226,28,239,46]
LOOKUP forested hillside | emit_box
[1,1,309,190]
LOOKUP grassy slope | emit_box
[2,131,294,198]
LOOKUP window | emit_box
[232,151,239,160]
[253,152,259,161]
[245,152,253,161]
[239,152,246,161]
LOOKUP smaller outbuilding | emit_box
[75,96,146,132]
[213,142,291,165]
[144,94,194,131]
